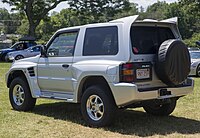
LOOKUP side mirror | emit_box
[41,45,47,57]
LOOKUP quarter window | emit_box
[83,26,118,56]
[47,32,78,57]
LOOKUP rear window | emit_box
[131,26,175,54]
[83,26,118,56]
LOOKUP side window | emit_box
[32,46,41,52]
[83,26,118,56]
[16,43,24,50]
[47,31,78,57]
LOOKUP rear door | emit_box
[130,25,176,89]
[37,30,79,93]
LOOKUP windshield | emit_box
[190,52,200,59]
[10,43,19,49]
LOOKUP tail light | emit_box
[120,63,135,83]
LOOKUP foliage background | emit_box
[0,0,200,47]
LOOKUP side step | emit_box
[40,91,74,102]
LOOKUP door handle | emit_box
[62,64,69,68]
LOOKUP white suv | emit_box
[5,15,194,127]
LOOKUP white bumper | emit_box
[110,78,194,106]
[5,54,14,61]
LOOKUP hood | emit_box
[11,54,41,68]
[191,58,200,63]
[15,54,41,63]
[8,55,41,74]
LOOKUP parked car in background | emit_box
[0,41,37,61]
[6,45,42,61]
[189,50,200,77]
[196,41,200,46]
[188,47,200,51]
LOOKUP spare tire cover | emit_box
[155,39,191,86]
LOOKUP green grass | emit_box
[0,63,200,138]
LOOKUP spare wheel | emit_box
[155,39,191,86]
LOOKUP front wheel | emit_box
[81,85,116,127]
[9,77,36,111]
[15,55,24,60]
[196,64,200,77]
[143,99,177,116]
[1,53,7,61]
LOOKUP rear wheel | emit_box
[143,99,177,116]
[9,77,36,111]
[81,85,116,127]
[196,64,200,77]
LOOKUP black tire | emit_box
[81,85,116,127]
[9,77,36,111]
[15,55,24,60]
[143,99,177,116]
[1,53,7,61]
[196,64,200,77]
[155,39,191,86]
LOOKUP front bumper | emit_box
[5,54,14,61]
[110,78,194,106]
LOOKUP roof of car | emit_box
[57,15,178,33]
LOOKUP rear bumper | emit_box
[110,78,194,106]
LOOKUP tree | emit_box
[114,3,138,19]
[145,1,168,20]
[16,18,29,36]
[68,0,131,24]
[164,0,200,39]
[184,33,200,47]
[179,0,200,37]
[36,9,80,42]
[0,8,20,34]
[2,0,68,38]
[0,8,10,32]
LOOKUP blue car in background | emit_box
[0,37,37,61]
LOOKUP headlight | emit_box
[7,53,12,56]
[7,54,14,60]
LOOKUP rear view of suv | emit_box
[5,15,193,127]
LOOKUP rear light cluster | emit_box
[120,63,135,83]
